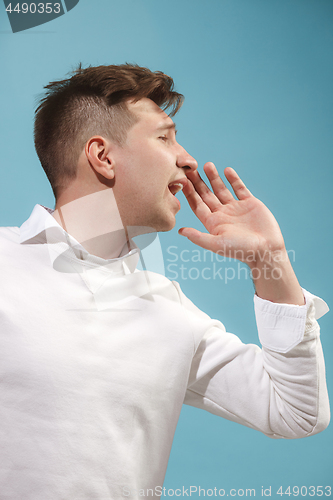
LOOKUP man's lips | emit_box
[168,178,188,196]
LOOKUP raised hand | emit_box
[179,162,285,262]
[179,162,304,305]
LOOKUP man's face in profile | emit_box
[111,98,197,233]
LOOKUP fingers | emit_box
[185,167,222,212]
[186,162,251,207]
[203,162,235,204]
[183,162,252,222]
[224,167,252,200]
[178,227,224,254]
[182,176,213,222]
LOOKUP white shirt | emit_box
[0,204,330,500]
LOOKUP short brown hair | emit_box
[34,63,184,198]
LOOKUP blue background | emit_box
[0,0,332,497]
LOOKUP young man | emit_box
[0,64,329,499]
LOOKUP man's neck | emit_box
[53,189,129,260]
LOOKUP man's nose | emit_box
[176,147,198,172]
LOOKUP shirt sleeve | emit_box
[176,284,330,439]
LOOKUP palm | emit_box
[179,163,285,263]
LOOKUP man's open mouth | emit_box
[168,182,184,196]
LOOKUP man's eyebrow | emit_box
[156,122,178,135]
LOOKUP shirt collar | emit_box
[20,204,140,274]
[20,204,63,244]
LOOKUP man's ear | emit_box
[85,136,115,180]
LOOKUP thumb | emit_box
[178,227,224,253]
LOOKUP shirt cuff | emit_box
[254,288,329,353]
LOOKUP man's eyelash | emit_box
[159,136,168,141]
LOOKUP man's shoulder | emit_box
[138,270,182,302]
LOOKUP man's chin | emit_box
[125,207,177,234]
[124,218,175,237]
[157,213,177,233]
